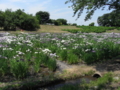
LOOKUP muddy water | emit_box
[37,76,96,90]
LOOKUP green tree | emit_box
[56,18,67,25]
[65,0,120,21]
[14,9,40,30]
[0,10,5,29]
[97,10,120,27]
[54,20,60,26]
[47,19,55,25]
[36,11,50,24]
[2,9,40,31]
[4,9,16,30]
[14,9,25,28]
[89,22,94,26]
[72,23,77,26]
[21,14,40,30]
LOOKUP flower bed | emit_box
[0,32,120,80]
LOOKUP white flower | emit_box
[27,44,33,47]
[85,49,91,52]
[61,40,66,43]
[17,42,22,45]
[49,53,57,58]
[42,49,51,54]
[62,48,66,50]
[16,51,24,55]
[35,52,38,54]
[8,48,13,50]
[52,38,56,41]
[3,48,6,50]
[26,49,30,52]
[25,40,31,43]
[13,56,16,59]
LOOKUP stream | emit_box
[36,76,96,90]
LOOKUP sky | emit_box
[0,0,113,26]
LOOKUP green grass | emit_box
[63,26,120,33]
[57,72,113,90]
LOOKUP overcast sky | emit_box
[0,0,113,26]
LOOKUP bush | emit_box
[89,22,94,26]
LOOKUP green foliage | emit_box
[10,59,28,79]
[81,72,113,89]
[72,23,77,26]
[63,26,117,33]
[0,10,5,29]
[67,53,78,64]
[0,58,9,76]
[56,18,67,25]
[59,50,68,61]
[47,19,55,24]
[46,58,56,71]
[57,73,113,90]
[98,10,120,27]
[33,53,42,73]
[4,9,16,30]
[54,20,61,26]
[0,9,40,31]
[65,0,120,21]
[117,87,120,90]
[89,22,94,26]
[36,11,50,24]
[37,53,57,71]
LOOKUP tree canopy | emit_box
[56,18,67,25]
[97,10,120,27]
[0,9,40,31]
[36,11,50,24]
[65,0,120,21]
[89,22,95,26]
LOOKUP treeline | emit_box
[35,11,68,26]
[0,9,40,31]
[0,9,74,31]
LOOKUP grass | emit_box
[58,65,96,80]
[57,72,113,90]
[0,25,79,34]
[0,25,120,33]
[39,25,79,33]
[106,29,120,33]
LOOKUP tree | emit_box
[4,9,16,30]
[56,18,67,25]
[89,22,94,26]
[72,23,77,26]
[97,10,120,27]
[47,19,55,25]
[1,9,40,31]
[0,10,5,29]
[65,0,120,21]
[14,9,25,28]
[36,11,50,24]
[54,20,60,26]
[15,12,40,31]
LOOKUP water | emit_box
[37,76,96,90]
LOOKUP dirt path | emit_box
[56,60,74,72]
